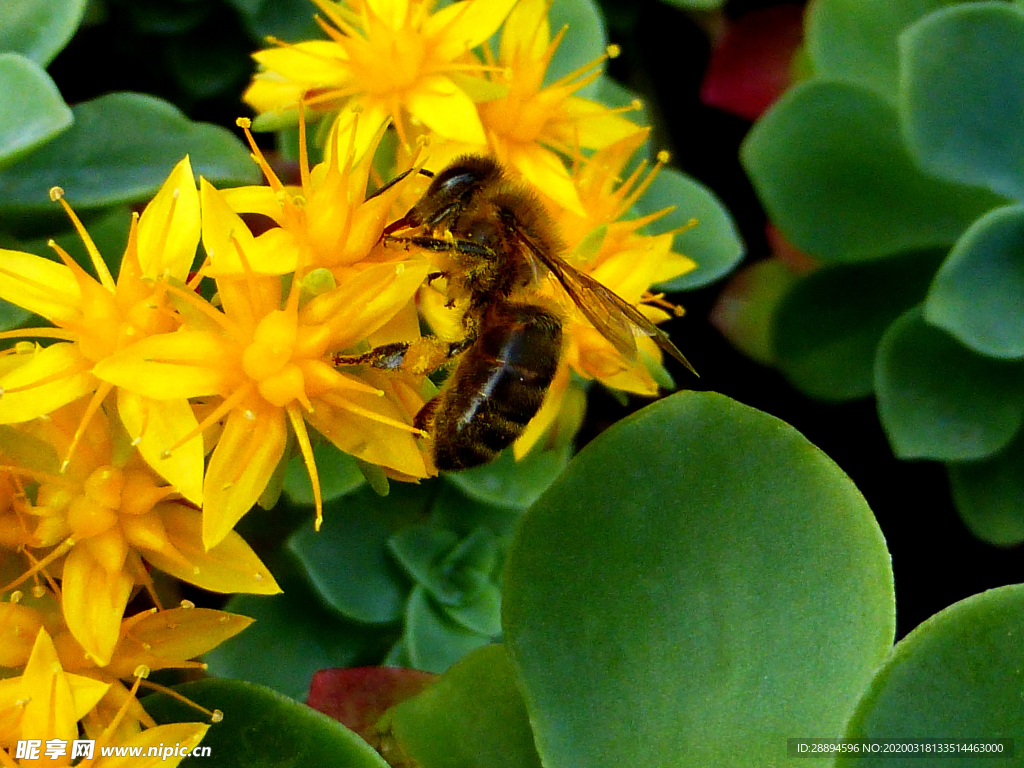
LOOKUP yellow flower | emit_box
[0,159,205,505]
[219,116,422,276]
[93,183,432,547]
[0,624,208,767]
[244,0,517,155]
[0,594,249,743]
[476,0,643,214]
[513,131,697,457]
[0,397,279,667]
[0,627,109,758]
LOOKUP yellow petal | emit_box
[499,0,550,64]
[148,504,281,594]
[425,0,518,60]
[199,178,262,274]
[137,157,200,282]
[252,40,350,83]
[308,387,427,478]
[62,545,133,666]
[20,627,75,742]
[97,722,209,768]
[0,603,43,667]
[244,77,307,116]
[106,607,253,677]
[559,97,645,149]
[333,99,392,161]
[221,185,287,224]
[117,391,204,505]
[202,406,287,549]
[406,76,487,145]
[0,248,82,324]
[94,332,238,400]
[304,260,430,344]
[0,343,94,424]
[508,143,585,216]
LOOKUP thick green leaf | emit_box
[637,167,744,292]
[443,581,502,637]
[901,3,1024,199]
[446,446,570,510]
[741,79,1003,261]
[284,441,366,505]
[504,391,895,768]
[0,54,72,169]
[547,0,606,98]
[0,92,258,214]
[229,0,322,43]
[288,485,430,624]
[429,484,527,541]
[593,75,649,130]
[925,204,1024,359]
[388,526,463,605]
[658,0,725,8]
[806,0,962,100]
[0,0,87,65]
[774,249,945,400]
[382,645,542,768]
[876,308,1024,461]
[205,581,381,701]
[405,587,493,673]
[145,679,391,768]
[838,584,1024,767]
[948,431,1024,547]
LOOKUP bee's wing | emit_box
[515,231,694,373]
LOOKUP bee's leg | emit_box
[384,235,494,260]
[334,337,471,375]
[333,342,411,371]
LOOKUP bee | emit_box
[340,155,692,471]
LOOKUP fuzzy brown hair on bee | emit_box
[337,155,692,472]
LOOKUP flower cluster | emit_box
[246,0,697,456]
[0,0,698,756]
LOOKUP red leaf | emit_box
[700,4,805,120]
[307,667,438,740]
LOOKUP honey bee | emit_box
[339,155,692,471]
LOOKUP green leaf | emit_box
[773,249,945,400]
[593,75,649,130]
[0,0,87,65]
[806,0,962,101]
[205,580,381,701]
[445,446,570,510]
[504,391,895,768]
[741,79,1004,262]
[0,54,72,169]
[388,526,463,605]
[229,0,322,43]
[948,430,1024,547]
[429,484,526,541]
[382,645,543,768]
[144,679,391,768]
[547,0,606,99]
[288,485,430,624]
[405,587,493,673]
[443,581,502,637]
[900,3,1024,199]
[636,167,744,292]
[925,204,1024,359]
[838,584,1024,767]
[0,92,259,214]
[283,441,365,506]
[875,308,1024,461]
